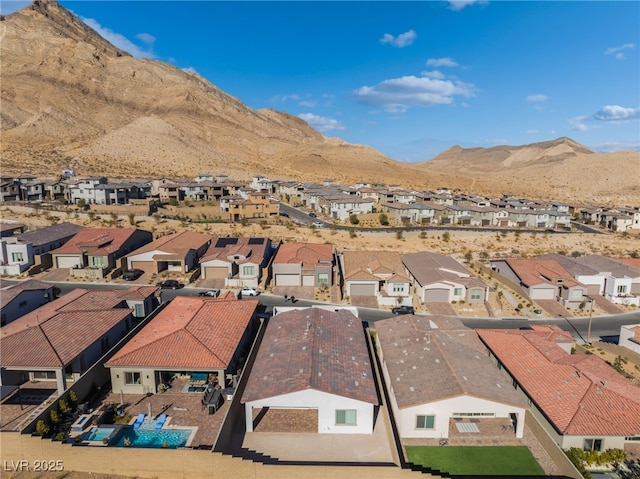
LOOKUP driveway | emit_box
[425,302,457,316]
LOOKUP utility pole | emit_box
[586,295,594,345]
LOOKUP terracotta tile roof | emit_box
[477,327,640,436]
[241,308,378,405]
[502,258,581,288]
[376,315,526,409]
[343,251,409,282]
[127,231,210,257]
[1,289,135,368]
[106,296,258,369]
[200,237,269,264]
[273,243,333,269]
[50,228,142,255]
[402,251,484,289]
[616,258,640,269]
[0,279,54,309]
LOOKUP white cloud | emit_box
[448,0,484,11]
[604,42,635,59]
[485,138,508,145]
[526,129,539,134]
[526,94,548,102]
[298,113,345,132]
[421,70,446,80]
[570,116,590,132]
[299,100,317,108]
[354,74,475,113]
[591,141,640,153]
[380,30,417,48]
[426,57,459,68]
[80,16,154,58]
[136,33,156,46]
[593,105,640,122]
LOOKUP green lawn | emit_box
[405,446,546,476]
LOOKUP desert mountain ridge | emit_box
[1,0,638,204]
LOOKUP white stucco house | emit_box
[242,308,379,434]
[619,324,640,354]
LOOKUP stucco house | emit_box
[375,315,527,440]
[478,326,640,452]
[327,195,375,221]
[125,231,211,275]
[0,286,157,394]
[17,222,84,256]
[339,250,412,307]
[0,237,34,275]
[379,203,435,225]
[619,324,640,355]
[272,242,334,287]
[402,251,487,304]
[242,308,379,434]
[0,280,55,326]
[50,228,152,278]
[106,295,259,395]
[199,237,272,288]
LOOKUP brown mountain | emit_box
[1,1,637,204]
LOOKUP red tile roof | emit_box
[503,258,581,288]
[242,308,378,405]
[273,243,333,269]
[477,327,640,436]
[1,289,135,368]
[106,296,258,369]
[50,228,142,255]
[127,231,210,257]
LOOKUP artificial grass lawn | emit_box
[405,446,546,476]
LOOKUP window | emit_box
[33,371,57,380]
[416,415,435,429]
[318,273,330,285]
[471,290,482,300]
[617,285,628,295]
[392,283,404,293]
[134,304,144,317]
[335,409,357,425]
[583,438,603,452]
[570,289,583,299]
[11,252,24,262]
[242,265,256,276]
[454,287,463,296]
[91,256,105,267]
[124,372,142,385]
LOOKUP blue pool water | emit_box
[112,427,193,449]
[84,427,115,441]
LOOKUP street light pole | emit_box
[585,295,594,345]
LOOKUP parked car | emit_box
[308,212,317,218]
[122,269,143,281]
[391,305,415,315]
[279,212,290,218]
[198,289,221,297]
[156,280,184,290]
[312,221,324,228]
[293,202,302,207]
[240,287,260,297]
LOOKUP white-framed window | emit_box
[11,252,24,262]
[91,256,105,267]
[335,409,357,425]
[124,371,142,385]
[570,289,583,299]
[471,290,482,300]
[583,438,603,451]
[32,371,57,380]
[617,285,628,295]
[416,415,435,429]
[318,273,330,285]
[242,265,256,276]
[134,304,144,317]
[392,283,404,293]
[454,287,463,296]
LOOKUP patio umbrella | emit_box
[120,389,124,407]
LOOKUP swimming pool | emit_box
[112,427,195,448]
[84,427,116,442]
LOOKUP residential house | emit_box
[66,176,108,205]
[126,231,211,275]
[0,177,20,202]
[179,181,214,201]
[242,308,379,434]
[43,179,66,201]
[106,295,259,394]
[224,190,279,221]
[0,286,157,394]
[380,203,435,225]
[0,220,25,237]
[272,242,334,287]
[571,255,640,305]
[151,178,185,203]
[619,324,640,355]
[199,237,272,288]
[490,258,588,308]
[0,280,55,326]
[402,252,487,304]
[340,250,412,307]
[328,195,375,221]
[17,222,85,256]
[478,326,640,451]
[376,316,527,440]
[18,179,45,202]
[0,237,34,275]
[50,228,152,278]
[250,175,277,193]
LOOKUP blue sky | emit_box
[3,1,639,161]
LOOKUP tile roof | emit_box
[1,288,136,368]
[50,228,142,255]
[200,237,269,264]
[500,258,581,288]
[402,251,485,289]
[17,223,85,246]
[105,296,258,369]
[477,327,640,436]
[342,250,409,282]
[0,280,54,309]
[616,258,640,269]
[273,243,333,269]
[126,231,210,257]
[376,315,526,409]
[572,255,640,278]
[242,308,378,405]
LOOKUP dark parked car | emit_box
[391,305,415,315]
[122,269,143,281]
[279,212,290,218]
[156,280,183,290]
[308,212,317,218]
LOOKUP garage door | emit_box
[529,287,555,300]
[302,275,315,287]
[55,255,81,269]
[275,274,299,286]
[350,283,376,296]
[204,266,228,279]
[424,288,449,302]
